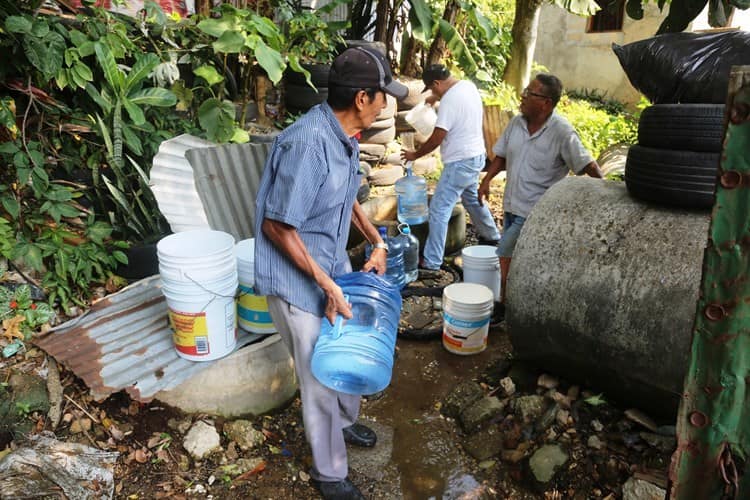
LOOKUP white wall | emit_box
[533,4,749,106]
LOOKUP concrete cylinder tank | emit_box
[507,177,710,417]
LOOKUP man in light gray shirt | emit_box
[478,73,603,309]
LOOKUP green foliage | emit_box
[481,81,520,109]
[556,95,638,159]
[0,284,55,339]
[278,0,349,64]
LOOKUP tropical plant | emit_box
[556,95,638,159]
[277,0,349,64]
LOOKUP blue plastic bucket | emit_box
[311,272,402,395]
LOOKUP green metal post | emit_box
[670,66,750,499]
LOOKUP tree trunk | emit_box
[426,0,460,66]
[502,0,544,94]
[373,0,391,42]
[400,32,422,77]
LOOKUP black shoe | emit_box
[490,302,505,326]
[311,477,365,500]
[343,423,377,447]
[477,238,500,246]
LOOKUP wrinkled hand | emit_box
[401,149,418,162]
[321,280,352,325]
[478,178,491,206]
[362,247,387,275]
[425,94,439,106]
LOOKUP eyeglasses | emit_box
[521,88,551,100]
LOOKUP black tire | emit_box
[285,83,328,113]
[638,104,725,152]
[398,265,461,341]
[625,145,718,209]
[357,181,370,204]
[284,63,331,87]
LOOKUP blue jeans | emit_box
[497,212,526,257]
[422,154,501,269]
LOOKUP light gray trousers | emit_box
[267,295,360,482]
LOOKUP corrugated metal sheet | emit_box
[150,134,214,233]
[35,276,261,402]
[186,142,272,242]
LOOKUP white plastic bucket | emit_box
[162,273,238,362]
[405,102,437,137]
[158,230,238,361]
[236,239,276,334]
[462,245,501,302]
[442,283,494,355]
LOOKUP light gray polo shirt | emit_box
[492,112,593,218]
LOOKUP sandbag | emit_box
[612,31,750,104]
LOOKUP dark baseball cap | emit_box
[422,64,451,92]
[329,47,408,100]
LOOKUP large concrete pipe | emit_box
[507,177,710,417]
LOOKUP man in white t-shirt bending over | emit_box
[401,64,501,270]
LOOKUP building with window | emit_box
[533,3,750,106]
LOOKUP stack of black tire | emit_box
[624,104,725,209]
[284,63,330,116]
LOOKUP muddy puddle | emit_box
[362,329,511,499]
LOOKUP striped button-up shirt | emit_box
[254,103,362,316]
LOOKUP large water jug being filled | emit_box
[312,272,402,395]
[394,163,429,225]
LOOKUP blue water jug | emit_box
[312,272,403,395]
[399,224,419,283]
[394,164,429,225]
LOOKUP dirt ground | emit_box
[1,174,673,499]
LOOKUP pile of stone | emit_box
[442,357,673,498]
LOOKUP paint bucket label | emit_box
[170,309,211,356]
[442,312,490,354]
[237,285,276,334]
[168,300,236,359]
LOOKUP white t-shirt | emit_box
[434,80,485,163]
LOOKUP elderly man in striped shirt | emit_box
[254,48,408,500]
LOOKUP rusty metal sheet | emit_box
[186,141,272,242]
[35,276,260,401]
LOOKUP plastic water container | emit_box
[312,272,402,395]
[442,282,494,355]
[157,230,238,361]
[366,227,405,290]
[395,167,429,225]
[399,224,419,283]
[405,102,437,136]
[235,238,276,334]
[461,245,501,301]
[385,228,406,290]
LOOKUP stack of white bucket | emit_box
[235,238,276,334]
[157,230,238,361]
[461,245,501,301]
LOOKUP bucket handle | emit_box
[184,273,239,300]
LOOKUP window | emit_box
[587,0,625,33]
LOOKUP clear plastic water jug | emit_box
[399,224,419,283]
[312,272,403,395]
[366,227,405,290]
[395,165,429,225]
[384,228,406,290]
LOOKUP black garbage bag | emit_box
[612,31,750,104]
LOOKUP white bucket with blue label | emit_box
[236,239,276,334]
[442,282,494,355]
